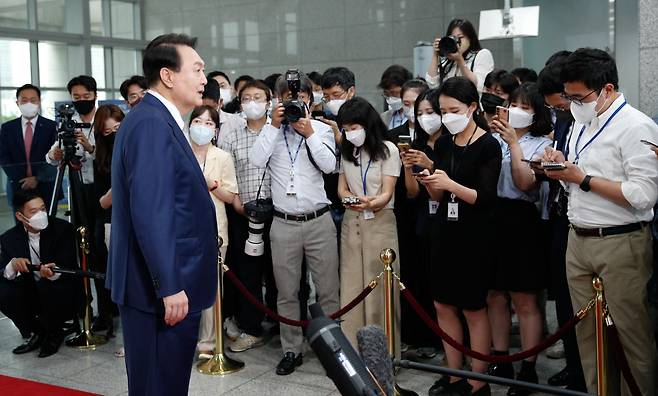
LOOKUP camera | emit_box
[56,104,91,165]
[282,69,307,124]
[438,35,461,57]
[243,198,274,256]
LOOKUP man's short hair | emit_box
[560,48,619,90]
[16,84,41,99]
[207,70,231,85]
[321,67,355,91]
[306,71,323,86]
[537,61,567,96]
[511,67,538,84]
[119,75,148,101]
[400,79,429,100]
[142,33,197,87]
[378,65,413,90]
[67,75,97,94]
[13,190,42,212]
[238,79,272,102]
[202,79,221,102]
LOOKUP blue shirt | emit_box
[389,110,407,130]
[495,133,552,202]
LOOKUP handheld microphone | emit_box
[306,303,381,396]
[357,325,394,396]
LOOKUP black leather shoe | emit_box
[38,334,62,358]
[92,317,114,338]
[12,333,43,354]
[275,352,302,375]
[507,364,538,396]
[472,384,491,396]
[62,320,80,337]
[548,367,570,387]
[428,375,451,396]
[434,378,472,396]
[487,362,514,379]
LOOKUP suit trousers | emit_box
[566,226,657,395]
[270,211,339,355]
[119,305,201,396]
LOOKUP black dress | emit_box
[430,132,501,310]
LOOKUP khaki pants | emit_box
[566,226,657,395]
[198,246,227,352]
[340,209,400,353]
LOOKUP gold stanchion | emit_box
[66,227,107,349]
[380,248,418,396]
[593,276,607,396]
[197,236,244,375]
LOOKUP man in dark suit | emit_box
[0,190,78,358]
[106,33,217,395]
[0,84,58,212]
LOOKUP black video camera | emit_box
[56,104,91,164]
[438,35,461,57]
[283,69,307,124]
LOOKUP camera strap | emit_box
[255,159,270,201]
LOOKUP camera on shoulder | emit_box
[282,69,307,124]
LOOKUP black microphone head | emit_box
[309,303,325,319]
[357,325,394,396]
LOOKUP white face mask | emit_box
[189,124,215,145]
[418,113,443,136]
[242,101,268,120]
[570,91,606,124]
[442,110,472,135]
[313,91,324,104]
[19,103,39,119]
[386,96,403,111]
[27,210,48,231]
[345,128,366,147]
[325,99,346,116]
[220,88,233,105]
[403,105,415,123]
[508,107,534,129]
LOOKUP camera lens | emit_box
[438,35,459,57]
[284,101,305,123]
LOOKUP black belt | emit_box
[570,222,646,238]
[273,206,330,222]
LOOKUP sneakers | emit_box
[229,333,265,353]
[417,346,439,359]
[546,339,565,359]
[224,317,241,341]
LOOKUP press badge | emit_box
[447,194,458,221]
[286,181,296,196]
[363,210,375,220]
[428,200,439,215]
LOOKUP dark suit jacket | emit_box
[107,92,218,314]
[0,218,77,282]
[0,116,58,202]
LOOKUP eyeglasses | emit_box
[240,96,267,103]
[322,90,348,103]
[560,89,597,106]
[544,104,566,112]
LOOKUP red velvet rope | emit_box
[224,268,377,328]
[401,287,584,363]
[607,322,642,396]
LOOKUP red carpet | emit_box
[0,374,101,395]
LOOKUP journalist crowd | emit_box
[1,18,657,396]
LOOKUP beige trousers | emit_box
[566,226,657,396]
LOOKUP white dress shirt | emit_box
[147,90,186,133]
[564,94,658,228]
[249,120,336,214]
[45,112,96,184]
[3,230,60,281]
[21,114,39,139]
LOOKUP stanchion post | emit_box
[592,276,607,396]
[66,227,107,349]
[380,248,418,396]
[197,236,244,375]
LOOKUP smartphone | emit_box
[496,106,509,123]
[398,135,412,152]
[311,110,326,119]
[521,159,541,165]
[541,162,567,171]
[412,172,428,178]
[641,139,658,148]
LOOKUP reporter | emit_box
[426,19,494,93]
[379,65,413,129]
[420,77,501,395]
[188,105,239,355]
[336,97,400,346]
[119,75,147,108]
[486,83,552,394]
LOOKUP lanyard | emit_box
[449,124,477,177]
[567,101,626,163]
[360,156,372,195]
[30,244,41,263]
[283,126,304,168]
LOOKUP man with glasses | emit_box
[119,75,148,109]
[542,48,658,395]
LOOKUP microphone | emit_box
[306,303,381,396]
[357,325,394,396]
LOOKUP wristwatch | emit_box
[579,175,592,192]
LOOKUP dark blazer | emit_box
[0,218,77,281]
[0,116,58,202]
[107,93,218,314]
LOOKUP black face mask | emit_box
[105,132,116,146]
[73,99,96,115]
[480,92,506,115]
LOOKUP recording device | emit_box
[397,135,412,152]
[243,198,273,257]
[342,196,361,206]
[541,162,567,170]
[26,264,106,280]
[56,104,91,165]
[356,326,394,396]
[641,139,658,148]
[283,69,307,123]
[306,304,381,396]
[438,35,461,57]
[495,106,509,123]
